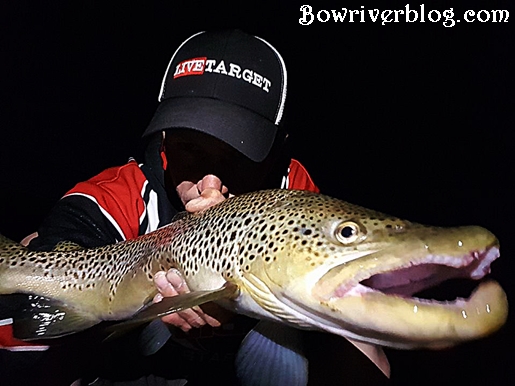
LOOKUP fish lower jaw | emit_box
[312,245,508,348]
[324,280,508,349]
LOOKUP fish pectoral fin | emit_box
[236,321,308,386]
[104,282,239,342]
[346,338,391,378]
[119,282,238,326]
[8,293,100,340]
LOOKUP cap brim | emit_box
[143,97,278,162]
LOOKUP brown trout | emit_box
[0,189,508,382]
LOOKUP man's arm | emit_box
[153,174,233,331]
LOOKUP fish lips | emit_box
[312,241,508,349]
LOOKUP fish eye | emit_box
[335,221,362,244]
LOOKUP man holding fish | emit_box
[2,28,506,386]
[2,29,385,386]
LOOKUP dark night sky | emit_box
[1,2,514,385]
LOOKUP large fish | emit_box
[0,189,508,383]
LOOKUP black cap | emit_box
[143,30,287,162]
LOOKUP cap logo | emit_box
[173,57,207,78]
[173,57,271,92]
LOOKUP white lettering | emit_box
[476,10,490,22]
[299,5,314,25]
[491,10,509,22]
[177,58,271,92]
[228,63,241,78]
[185,61,196,73]
[405,4,418,22]
[359,6,366,22]
[428,10,441,23]
[262,78,271,92]
[331,9,347,22]
[173,58,206,78]
[213,60,228,75]
[252,72,263,87]
[393,10,404,22]
[368,9,380,22]
[317,10,331,22]
[242,69,253,83]
[464,10,475,22]
[381,10,394,25]
[174,63,185,77]
[349,10,360,22]
[296,5,509,27]
[443,9,455,27]
[204,59,216,72]
[193,60,204,72]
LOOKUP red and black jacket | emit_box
[1,157,318,351]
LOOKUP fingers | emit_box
[176,181,200,206]
[177,175,229,213]
[153,269,221,332]
[197,174,228,194]
[184,189,226,212]
[20,232,38,247]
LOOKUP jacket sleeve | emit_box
[28,161,149,251]
[284,159,320,193]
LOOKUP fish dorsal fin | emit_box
[235,321,308,386]
[0,234,24,255]
[8,293,100,340]
[105,283,239,344]
[0,234,23,267]
[53,241,83,252]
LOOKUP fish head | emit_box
[238,190,508,349]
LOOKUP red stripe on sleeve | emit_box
[287,159,320,193]
[0,322,49,351]
[64,161,147,240]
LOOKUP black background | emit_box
[1,2,513,385]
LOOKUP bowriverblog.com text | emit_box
[299,5,509,27]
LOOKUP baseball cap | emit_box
[143,29,287,162]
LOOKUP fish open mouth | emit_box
[313,242,508,349]
[351,246,500,301]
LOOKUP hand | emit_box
[153,268,221,332]
[176,174,232,213]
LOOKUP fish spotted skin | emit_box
[0,189,508,351]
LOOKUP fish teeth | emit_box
[470,246,499,279]
[421,253,475,268]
